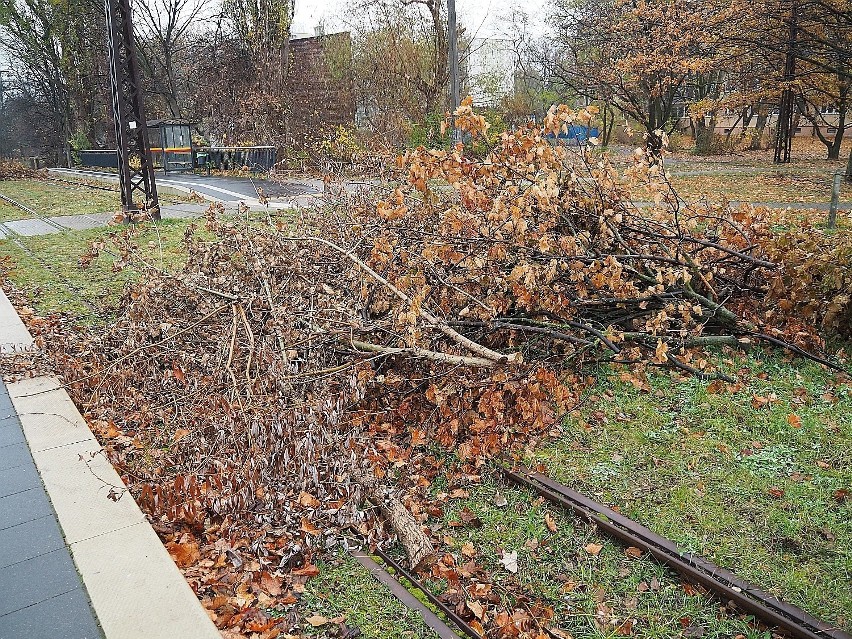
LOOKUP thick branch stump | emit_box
[354,468,435,571]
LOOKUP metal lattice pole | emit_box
[105,0,159,219]
[774,0,797,164]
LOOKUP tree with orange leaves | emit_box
[550,0,733,157]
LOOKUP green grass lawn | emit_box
[535,357,851,628]
[0,178,122,221]
[666,171,852,204]
[0,218,198,322]
[297,553,439,638]
[414,355,850,637]
[0,177,198,222]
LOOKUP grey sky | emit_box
[292,0,547,39]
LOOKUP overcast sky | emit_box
[292,0,547,39]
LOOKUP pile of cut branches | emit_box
[0,160,39,181]
[48,103,841,637]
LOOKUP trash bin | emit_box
[194,152,210,175]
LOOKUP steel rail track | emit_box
[0,191,99,314]
[372,546,483,639]
[42,175,121,193]
[0,192,67,232]
[349,549,468,639]
[501,466,851,639]
[354,468,849,639]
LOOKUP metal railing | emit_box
[201,146,277,172]
[77,146,278,173]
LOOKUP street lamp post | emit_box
[447,0,461,143]
[0,70,8,159]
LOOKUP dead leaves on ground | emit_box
[163,526,334,637]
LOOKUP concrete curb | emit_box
[0,295,219,638]
[0,289,34,354]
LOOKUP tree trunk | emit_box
[601,103,615,146]
[827,90,847,161]
[750,110,769,150]
[645,96,664,161]
[694,113,718,155]
[738,106,754,140]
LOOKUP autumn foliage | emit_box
[44,102,845,637]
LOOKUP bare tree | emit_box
[345,0,448,137]
[0,0,76,163]
[221,0,294,93]
[133,0,216,117]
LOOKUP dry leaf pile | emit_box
[41,102,842,637]
[0,160,39,181]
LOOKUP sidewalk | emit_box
[0,202,208,239]
[0,289,219,639]
[0,381,102,638]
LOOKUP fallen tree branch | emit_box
[278,235,510,364]
[753,333,847,372]
[352,467,436,571]
[350,340,497,368]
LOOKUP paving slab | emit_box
[0,422,25,447]
[7,376,220,639]
[0,548,86,616]
[0,380,102,638]
[0,442,33,473]
[50,213,115,231]
[160,202,211,214]
[0,462,40,498]
[3,218,62,237]
[0,514,66,569]
[161,206,205,220]
[0,487,53,532]
[0,288,34,353]
[0,588,102,639]
[0,379,13,414]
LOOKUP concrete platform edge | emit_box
[2,297,218,639]
[0,288,35,353]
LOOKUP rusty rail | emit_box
[349,546,481,639]
[501,466,851,639]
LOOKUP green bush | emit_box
[69,130,91,166]
[406,112,452,150]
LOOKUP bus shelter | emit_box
[147,120,194,173]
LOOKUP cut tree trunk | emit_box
[353,468,436,571]
[750,111,768,150]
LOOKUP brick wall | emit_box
[285,32,355,147]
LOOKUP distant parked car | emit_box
[545,125,600,145]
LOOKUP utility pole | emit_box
[104,0,159,219]
[447,0,461,143]
[828,170,842,229]
[0,70,8,159]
